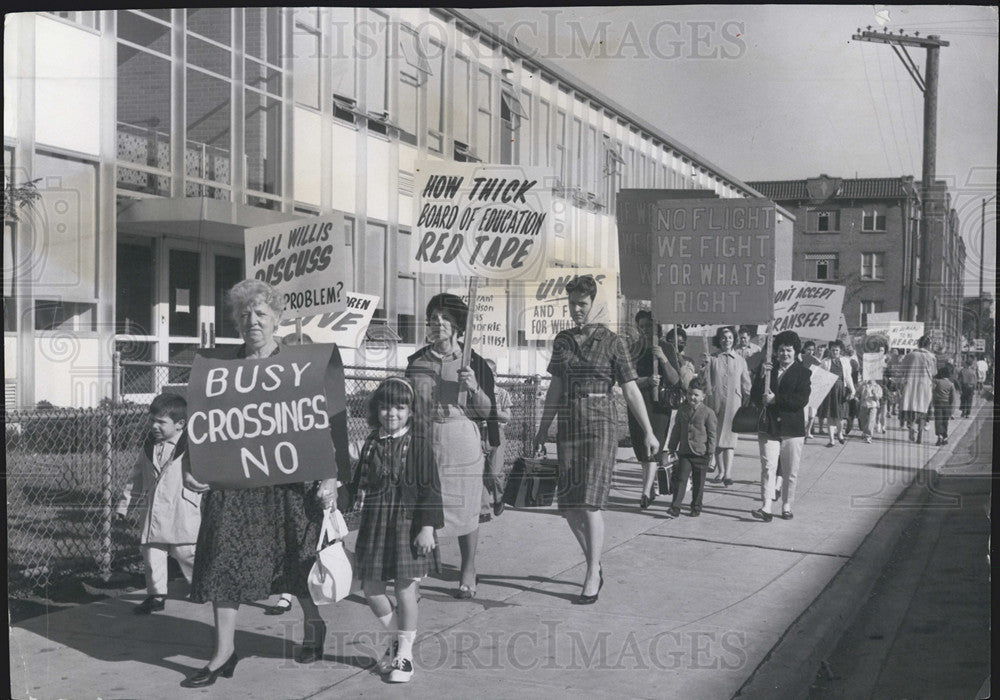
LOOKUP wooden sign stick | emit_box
[458,276,479,406]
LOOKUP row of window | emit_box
[806,208,889,233]
[803,252,887,282]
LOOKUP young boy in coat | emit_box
[116,393,207,614]
[666,377,718,517]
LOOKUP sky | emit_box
[474,5,998,296]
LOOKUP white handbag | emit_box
[307,508,353,605]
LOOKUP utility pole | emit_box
[852,28,949,327]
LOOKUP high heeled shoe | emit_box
[295,621,327,664]
[574,567,603,605]
[180,652,239,688]
[639,493,649,510]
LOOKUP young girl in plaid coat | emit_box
[347,378,443,683]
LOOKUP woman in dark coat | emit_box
[750,331,811,522]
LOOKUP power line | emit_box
[874,46,907,174]
[860,44,898,174]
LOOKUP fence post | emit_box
[112,351,121,405]
[99,409,113,580]
[525,375,540,456]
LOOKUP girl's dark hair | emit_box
[803,340,817,351]
[688,376,707,393]
[426,293,469,335]
[936,364,954,380]
[828,339,845,351]
[773,330,802,354]
[367,378,415,429]
[565,274,598,301]
[917,334,932,349]
[712,326,736,349]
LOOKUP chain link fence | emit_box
[6,360,550,596]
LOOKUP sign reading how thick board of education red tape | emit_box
[186,344,347,489]
[411,162,552,280]
[244,212,351,321]
[618,197,775,324]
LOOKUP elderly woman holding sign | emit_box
[183,279,345,688]
[406,293,498,599]
[533,275,659,605]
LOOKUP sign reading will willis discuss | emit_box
[619,197,775,324]
[244,212,351,320]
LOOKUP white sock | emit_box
[397,630,416,659]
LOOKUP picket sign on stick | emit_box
[295,318,304,344]
[457,276,480,407]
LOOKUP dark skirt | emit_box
[556,395,618,510]
[818,380,846,420]
[354,483,440,582]
[190,482,322,604]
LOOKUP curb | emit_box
[732,402,987,700]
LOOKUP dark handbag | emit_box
[731,404,765,434]
[502,457,559,508]
[656,465,673,495]
[658,383,687,411]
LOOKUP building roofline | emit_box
[442,8,766,201]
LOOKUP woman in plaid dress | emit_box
[347,378,443,683]
[533,276,659,605]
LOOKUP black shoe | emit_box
[180,652,238,688]
[639,494,649,510]
[751,508,773,522]
[134,596,166,615]
[295,622,326,664]
[455,575,479,599]
[263,598,293,616]
[667,506,681,518]
[781,511,794,520]
[690,507,701,517]
[493,499,505,517]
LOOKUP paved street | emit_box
[8,402,992,700]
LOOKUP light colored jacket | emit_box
[116,436,202,545]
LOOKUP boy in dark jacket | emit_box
[666,377,717,517]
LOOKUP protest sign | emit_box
[806,365,839,415]
[410,162,552,280]
[186,344,347,489]
[618,197,775,323]
[972,338,986,352]
[863,351,887,380]
[888,321,924,350]
[244,213,350,320]
[277,293,379,348]
[447,284,509,358]
[771,280,845,341]
[866,310,899,325]
[522,268,617,340]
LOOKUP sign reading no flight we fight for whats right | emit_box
[411,162,552,280]
[619,198,775,324]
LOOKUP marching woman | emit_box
[703,326,752,486]
[183,280,348,688]
[818,340,855,446]
[533,276,659,605]
[899,335,937,443]
[405,293,498,599]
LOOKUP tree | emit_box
[2,174,42,223]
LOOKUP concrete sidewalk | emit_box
[8,402,990,700]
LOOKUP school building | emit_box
[4,8,791,408]
[748,175,966,353]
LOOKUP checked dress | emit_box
[547,324,638,510]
